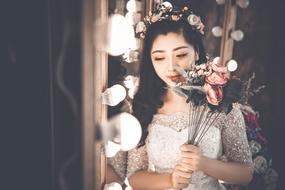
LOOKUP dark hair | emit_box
[133,19,207,146]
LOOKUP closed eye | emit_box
[154,57,165,61]
[176,53,188,58]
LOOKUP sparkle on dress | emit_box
[109,104,253,190]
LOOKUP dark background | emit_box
[1,0,285,190]
[1,0,81,190]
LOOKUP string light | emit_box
[231,30,244,41]
[213,57,221,64]
[125,12,142,26]
[106,14,135,56]
[102,84,127,106]
[126,0,142,12]
[119,113,142,151]
[212,26,223,37]
[101,113,142,157]
[104,141,121,158]
[103,182,123,190]
[216,0,225,5]
[227,59,238,72]
[236,0,250,8]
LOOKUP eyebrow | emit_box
[151,46,190,54]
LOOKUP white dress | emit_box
[110,104,253,190]
[146,111,225,190]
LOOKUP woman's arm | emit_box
[180,144,253,185]
[106,164,124,184]
[107,151,127,184]
[129,163,193,190]
[180,105,254,185]
[128,171,172,190]
[201,156,253,185]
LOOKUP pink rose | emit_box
[203,83,223,105]
[203,64,228,105]
[205,72,228,86]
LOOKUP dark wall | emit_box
[1,0,81,190]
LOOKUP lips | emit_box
[167,75,182,82]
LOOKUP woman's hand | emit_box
[180,144,207,172]
[171,163,193,189]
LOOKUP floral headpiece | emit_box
[135,1,205,39]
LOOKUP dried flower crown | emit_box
[135,1,205,39]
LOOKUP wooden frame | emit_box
[81,0,108,190]
[219,0,237,67]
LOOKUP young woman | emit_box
[125,10,253,190]
[108,3,253,190]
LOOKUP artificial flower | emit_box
[254,156,268,174]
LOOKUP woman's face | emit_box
[150,32,198,87]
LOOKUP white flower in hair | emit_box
[187,14,205,34]
[136,21,146,34]
[157,1,173,13]
[187,14,201,26]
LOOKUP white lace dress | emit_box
[110,104,253,190]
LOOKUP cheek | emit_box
[152,62,167,79]
[176,55,195,69]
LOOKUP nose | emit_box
[167,56,175,72]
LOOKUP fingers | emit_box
[180,144,199,153]
[179,145,204,172]
[175,163,191,172]
[179,161,194,172]
[172,171,192,189]
[180,157,201,171]
[174,183,189,189]
[175,169,192,179]
[181,151,197,159]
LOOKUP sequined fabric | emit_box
[127,145,148,178]
[108,151,127,180]
[220,105,253,165]
[147,111,224,190]
[120,104,252,189]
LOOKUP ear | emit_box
[195,51,199,61]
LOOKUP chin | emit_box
[165,80,177,87]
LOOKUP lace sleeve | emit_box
[108,151,127,180]
[221,104,253,164]
[127,145,148,178]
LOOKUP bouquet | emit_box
[169,59,244,145]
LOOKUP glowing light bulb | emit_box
[212,26,223,37]
[213,57,221,64]
[227,59,238,72]
[119,113,142,151]
[216,0,225,5]
[123,75,139,98]
[126,0,142,12]
[123,75,139,89]
[106,14,135,56]
[231,30,244,41]
[103,182,123,190]
[101,112,142,156]
[236,0,250,8]
[102,84,127,106]
[104,141,121,158]
[125,12,141,26]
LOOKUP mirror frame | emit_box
[81,0,108,189]
[81,0,154,189]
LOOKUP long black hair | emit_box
[133,19,207,146]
